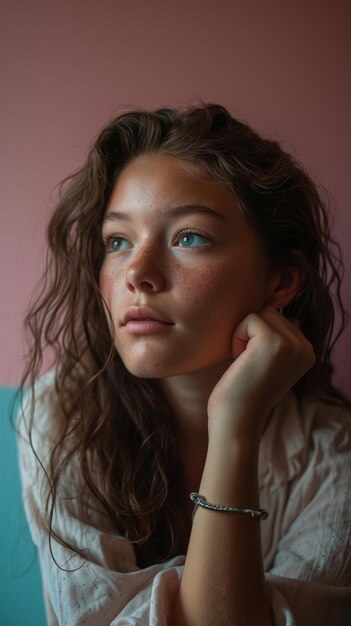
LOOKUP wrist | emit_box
[190,492,269,521]
[204,437,259,482]
[200,437,260,510]
[207,406,269,449]
[207,422,261,457]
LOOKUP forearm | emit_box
[171,436,271,626]
[169,308,315,625]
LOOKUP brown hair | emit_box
[19,103,349,568]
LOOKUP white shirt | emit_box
[18,371,351,625]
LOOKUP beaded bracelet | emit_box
[190,492,269,521]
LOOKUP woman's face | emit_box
[100,153,278,378]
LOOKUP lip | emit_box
[122,306,174,326]
[123,319,174,335]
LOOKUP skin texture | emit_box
[101,153,285,379]
[99,153,315,626]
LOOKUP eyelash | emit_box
[102,233,125,252]
[102,229,212,251]
[175,228,212,246]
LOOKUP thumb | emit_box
[231,312,269,360]
[231,314,254,360]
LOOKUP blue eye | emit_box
[104,235,129,252]
[177,231,210,247]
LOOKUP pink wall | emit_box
[1,1,350,394]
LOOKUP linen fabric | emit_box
[17,371,351,625]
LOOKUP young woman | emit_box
[18,104,351,626]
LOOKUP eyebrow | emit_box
[103,204,227,224]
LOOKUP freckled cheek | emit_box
[177,266,234,319]
[99,268,116,312]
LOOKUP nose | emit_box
[125,244,166,293]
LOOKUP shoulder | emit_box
[17,369,71,488]
[260,391,351,488]
[299,394,351,460]
[263,394,351,586]
[17,369,65,446]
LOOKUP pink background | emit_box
[1,1,350,394]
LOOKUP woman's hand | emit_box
[207,306,315,443]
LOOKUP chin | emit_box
[121,357,178,379]
[120,351,233,380]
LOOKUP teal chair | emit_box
[0,387,46,626]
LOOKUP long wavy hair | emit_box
[19,103,349,568]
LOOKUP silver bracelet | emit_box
[190,492,269,521]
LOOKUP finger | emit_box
[257,307,315,367]
[232,307,314,364]
[257,306,307,342]
[231,312,273,358]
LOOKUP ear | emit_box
[266,253,305,310]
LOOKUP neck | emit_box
[160,358,233,444]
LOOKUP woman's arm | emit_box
[171,308,315,626]
[172,438,270,626]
